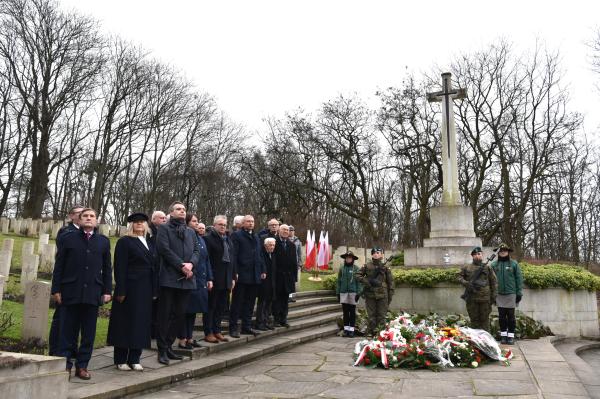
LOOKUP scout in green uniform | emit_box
[491,243,523,345]
[336,251,362,338]
[355,247,394,336]
[458,246,497,332]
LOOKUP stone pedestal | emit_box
[0,351,68,399]
[22,281,51,342]
[404,205,484,267]
[21,253,39,289]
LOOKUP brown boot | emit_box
[214,333,229,342]
[204,333,219,343]
[75,368,91,380]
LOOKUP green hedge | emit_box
[323,263,600,291]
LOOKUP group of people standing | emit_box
[50,202,301,379]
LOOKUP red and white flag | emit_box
[317,231,328,270]
[305,230,316,270]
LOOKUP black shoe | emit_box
[178,342,193,350]
[506,337,514,345]
[229,330,240,338]
[166,348,183,360]
[288,297,296,303]
[256,325,269,331]
[241,328,258,336]
[190,340,202,348]
[501,336,507,344]
[265,324,275,330]
[158,350,170,365]
[348,331,355,338]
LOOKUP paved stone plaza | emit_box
[134,335,592,399]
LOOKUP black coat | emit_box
[107,236,157,349]
[231,230,266,285]
[51,228,112,306]
[186,235,214,314]
[259,249,277,300]
[56,222,78,249]
[204,229,234,290]
[156,219,200,290]
[274,237,298,295]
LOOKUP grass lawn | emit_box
[298,271,333,292]
[0,300,109,350]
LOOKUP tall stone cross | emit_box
[427,72,466,206]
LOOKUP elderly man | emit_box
[259,218,280,242]
[197,223,206,237]
[148,210,167,339]
[51,208,112,379]
[256,237,277,331]
[203,215,235,342]
[155,202,199,364]
[149,211,167,239]
[232,215,244,232]
[229,215,266,337]
[273,224,298,327]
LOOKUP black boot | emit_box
[158,350,170,365]
[501,336,507,344]
[506,336,514,345]
[166,348,183,360]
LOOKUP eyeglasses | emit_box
[215,223,227,227]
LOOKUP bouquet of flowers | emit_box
[353,313,513,371]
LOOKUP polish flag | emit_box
[305,230,316,270]
[317,231,328,270]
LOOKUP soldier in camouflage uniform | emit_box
[355,247,394,336]
[458,246,497,332]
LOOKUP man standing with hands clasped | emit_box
[458,246,497,333]
[155,201,200,364]
[51,208,112,380]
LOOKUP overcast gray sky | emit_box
[62,0,600,137]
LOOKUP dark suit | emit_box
[155,218,200,351]
[51,228,112,369]
[48,222,79,356]
[273,237,298,324]
[107,236,157,365]
[229,229,265,332]
[203,229,233,336]
[256,249,276,328]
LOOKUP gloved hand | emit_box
[516,294,522,304]
[355,294,360,302]
[369,278,381,287]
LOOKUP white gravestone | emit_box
[22,281,51,342]
[0,251,10,283]
[51,221,62,239]
[0,218,8,234]
[98,224,110,236]
[22,240,35,258]
[38,233,49,253]
[39,243,56,273]
[27,219,39,237]
[21,253,39,289]
[119,226,128,237]
[12,219,22,234]
[0,274,5,307]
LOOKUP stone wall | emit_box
[359,283,599,338]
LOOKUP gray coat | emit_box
[156,219,200,290]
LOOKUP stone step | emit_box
[182,310,341,359]
[295,289,335,298]
[68,323,340,399]
[194,298,340,330]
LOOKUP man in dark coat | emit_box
[256,237,277,331]
[51,208,112,380]
[272,224,298,327]
[203,215,234,343]
[259,218,279,242]
[155,202,200,365]
[229,215,266,337]
[148,210,166,339]
[49,204,84,356]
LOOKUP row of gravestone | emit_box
[0,217,128,238]
[0,238,52,343]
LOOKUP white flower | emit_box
[471,361,478,368]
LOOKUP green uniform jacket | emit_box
[355,260,394,300]
[491,259,524,296]
[458,262,497,302]
[336,263,362,294]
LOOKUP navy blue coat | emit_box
[231,230,265,285]
[204,229,234,290]
[56,222,78,249]
[274,237,298,295]
[107,236,157,349]
[186,235,214,314]
[156,219,200,290]
[51,228,112,306]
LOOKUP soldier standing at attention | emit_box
[356,247,394,337]
[458,246,497,332]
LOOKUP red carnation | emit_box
[425,360,431,366]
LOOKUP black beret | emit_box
[471,246,482,255]
[127,212,149,223]
[371,247,384,254]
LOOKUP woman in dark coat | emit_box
[178,214,213,349]
[107,213,157,371]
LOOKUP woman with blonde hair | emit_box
[107,213,157,371]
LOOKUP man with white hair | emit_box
[273,224,298,327]
[256,237,277,331]
[232,215,244,232]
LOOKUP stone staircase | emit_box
[68,290,341,399]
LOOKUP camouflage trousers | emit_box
[365,297,389,335]
[466,300,492,332]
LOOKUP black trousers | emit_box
[229,283,258,331]
[179,313,196,340]
[156,287,190,350]
[255,295,272,327]
[114,347,142,365]
[272,291,290,324]
[342,303,356,327]
[498,307,516,333]
[205,288,228,335]
[59,303,99,369]
[49,304,75,356]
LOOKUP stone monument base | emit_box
[404,205,488,267]
[0,352,68,398]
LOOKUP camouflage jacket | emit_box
[355,260,394,300]
[458,262,497,302]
